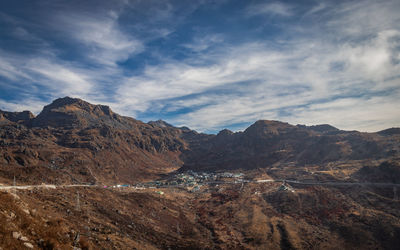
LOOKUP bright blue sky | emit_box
[0,0,399,133]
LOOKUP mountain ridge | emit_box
[0,97,399,183]
[2,96,397,134]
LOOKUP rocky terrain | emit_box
[0,97,399,249]
[1,177,399,249]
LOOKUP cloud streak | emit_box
[57,12,144,66]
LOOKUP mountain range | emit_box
[0,96,399,185]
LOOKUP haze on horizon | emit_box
[0,0,399,133]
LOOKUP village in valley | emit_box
[132,171,246,193]
[102,170,300,195]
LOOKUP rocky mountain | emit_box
[0,97,399,185]
[0,97,189,185]
[32,97,131,129]
[181,120,400,171]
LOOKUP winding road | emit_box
[0,184,93,190]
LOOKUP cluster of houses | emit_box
[103,172,298,194]
[133,171,245,192]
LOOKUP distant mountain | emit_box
[181,120,400,171]
[378,127,400,136]
[0,97,399,184]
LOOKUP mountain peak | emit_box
[217,129,233,136]
[44,97,113,115]
[32,97,125,128]
[148,120,174,128]
[244,120,294,136]
[47,96,85,107]
[253,120,291,127]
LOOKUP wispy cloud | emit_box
[0,53,31,81]
[0,97,48,114]
[285,93,400,132]
[325,0,400,38]
[182,34,224,52]
[0,47,121,112]
[26,59,94,96]
[304,2,327,16]
[56,12,143,66]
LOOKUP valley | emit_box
[0,97,399,249]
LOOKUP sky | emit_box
[0,0,399,133]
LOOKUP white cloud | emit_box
[0,49,117,106]
[0,97,48,114]
[339,30,400,83]
[25,59,94,96]
[57,12,143,66]
[305,2,327,16]
[0,56,30,81]
[327,0,400,37]
[284,93,400,132]
[182,34,224,52]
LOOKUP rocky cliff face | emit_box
[0,97,399,184]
